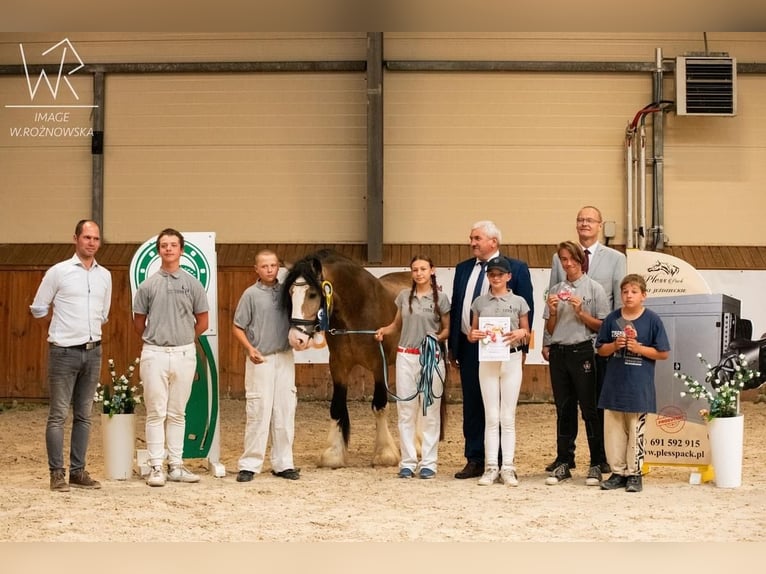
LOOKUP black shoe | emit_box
[545,459,576,472]
[599,461,612,474]
[545,462,572,485]
[600,473,628,490]
[585,465,602,487]
[272,468,300,480]
[625,475,643,493]
[236,470,255,482]
[454,460,483,479]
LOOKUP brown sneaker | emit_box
[50,469,70,492]
[69,469,102,489]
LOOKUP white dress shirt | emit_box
[30,254,112,346]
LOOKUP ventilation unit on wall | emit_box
[675,55,737,116]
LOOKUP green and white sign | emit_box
[130,232,223,475]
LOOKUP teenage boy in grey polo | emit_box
[133,228,209,487]
[543,241,609,486]
[232,250,298,482]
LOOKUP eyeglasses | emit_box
[576,218,601,225]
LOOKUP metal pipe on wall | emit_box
[91,72,105,235]
[625,126,635,249]
[366,32,384,263]
[652,47,666,250]
[638,122,647,250]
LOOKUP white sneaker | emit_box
[168,465,201,483]
[477,467,500,486]
[146,465,166,487]
[500,468,519,487]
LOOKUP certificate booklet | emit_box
[478,316,511,362]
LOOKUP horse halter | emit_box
[289,279,334,339]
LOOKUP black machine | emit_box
[715,336,766,390]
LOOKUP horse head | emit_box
[282,254,328,350]
[647,260,680,276]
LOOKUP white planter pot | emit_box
[101,413,136,480]
[707,414,744,488]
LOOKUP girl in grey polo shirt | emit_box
[468,256,530,487]
[375,255,450,479]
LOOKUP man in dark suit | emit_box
[449,220,534,479]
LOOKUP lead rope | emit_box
[417,334,446,415]
[327,328,442,405]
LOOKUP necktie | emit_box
[583,249,590,274]
[471,261,487,302]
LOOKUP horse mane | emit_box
[281,252,324,313]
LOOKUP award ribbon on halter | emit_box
[319,280,334,331]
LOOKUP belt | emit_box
[52,340,101,351]
[398,346,420,355]
[549,340,593,352]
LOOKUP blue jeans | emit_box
[46,345,102,472]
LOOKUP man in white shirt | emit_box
[30,220,112,492]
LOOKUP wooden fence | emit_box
[0,243,556,403]
[6,242,760,403]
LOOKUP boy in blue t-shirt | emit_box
[595,274,670,493]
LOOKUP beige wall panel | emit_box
[384,72,648,245]
[0,148,92,242]
[105,74,365,146]
[0,74,93,243]
[103,74,366,243]
[385,32,766,62]
[662,75,766,246]
[0,33,367,64]
[3,33,765,246]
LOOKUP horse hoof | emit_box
[319,449,346,469]
[372,450,400,467]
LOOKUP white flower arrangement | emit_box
[94,358,142,417]
[675,353,759,421]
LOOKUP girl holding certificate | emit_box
[467,256,530,486]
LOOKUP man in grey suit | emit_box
[543,206,626,474]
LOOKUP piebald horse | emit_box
[282,249,411,468]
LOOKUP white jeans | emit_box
[479,352,523,470]
[396,351,444,472]
[140,343,197,467]
[238,350,296,473]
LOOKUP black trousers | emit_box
[549,341,605,467]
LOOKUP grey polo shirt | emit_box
[133,268,209,346]
[233,280,291,355]
[396,288,451,349]
[470,290,530,332]
[543,274,609,345]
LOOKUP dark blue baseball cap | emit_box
[486,256,511,273]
